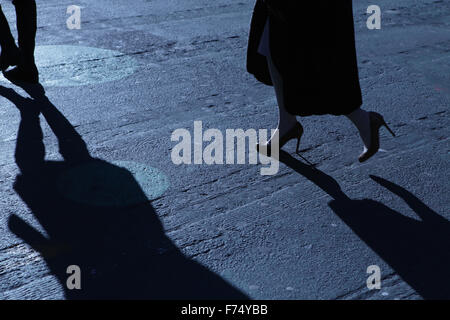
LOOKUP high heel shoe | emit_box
[358,111,395,163]
[256,122,304,157]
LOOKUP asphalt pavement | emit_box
[0,0,449,299]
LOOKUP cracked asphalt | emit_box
[0,0,449,299]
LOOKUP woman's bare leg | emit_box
[266,53,298,139]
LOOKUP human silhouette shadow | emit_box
[1,84,248,299]
[279,151,450,299]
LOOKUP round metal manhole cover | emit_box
[0,45,140,87]
[56,160,169,207]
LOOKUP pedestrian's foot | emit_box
[0,47,20,71]
[256,122,303,157]
[358,112,396,163]
[3,64,39,84]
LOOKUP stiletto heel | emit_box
[295,134,301,154]
[358,112,395,163]
[257,122,303,157]
[382,119,396,137]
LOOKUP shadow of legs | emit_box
[2,86,248,299]
[279,151,450,299]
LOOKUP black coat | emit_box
[247,0,362,116]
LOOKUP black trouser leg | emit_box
[13,0,37,67]
[0,5,17,51]
[4,0,39,82]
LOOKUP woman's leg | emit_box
[346,107,371,151]
[266,52,298,139]
[267,42,371,153]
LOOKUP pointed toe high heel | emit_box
[257,122,304,157]
[358,112,395,163]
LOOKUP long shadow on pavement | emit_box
[279,150,450,299]
[0,84,248,299]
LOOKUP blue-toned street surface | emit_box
[0,0,449,299]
